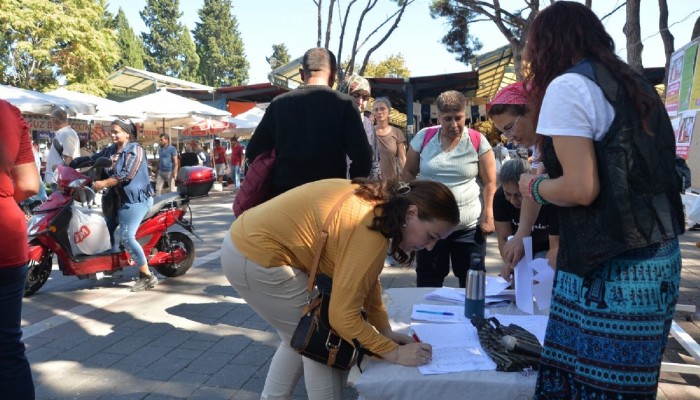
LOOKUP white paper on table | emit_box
[530,258,555,310]
[423,276,513,305]
[411,322,497,374]
[485,275,511,296]
[411,304,470,323]
[514,236,534,314]
[423,287,465,303]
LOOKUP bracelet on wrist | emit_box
[527,177,537,200]
[532,175,550,206]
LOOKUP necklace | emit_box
[439,130,462,149]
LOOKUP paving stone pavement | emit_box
[20,189,700,399]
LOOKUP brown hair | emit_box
[352,178,460,264]
[524,1,656,133]
[436,90,467,114]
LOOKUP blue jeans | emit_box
[234,165,242,189]
[112,197,154,267]
[0,265,35,399]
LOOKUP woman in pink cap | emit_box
[487,82,554,276]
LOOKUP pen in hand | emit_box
[410,329,421,343]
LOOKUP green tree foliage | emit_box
[114,8,146,70]
[362,53,410,78]
[0,0,119,94]
[141,0,200,81]
[268,43,291,67]
[429,0,483,65]
[193,0,248,86]
[429,1,535,78]
[179,29,201,83]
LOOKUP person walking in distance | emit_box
[230,137,244,190]
[44,108,80,191]
[213,139,228,184]
[155,133,178,196]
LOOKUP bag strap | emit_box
[420,126,481,153]
[420,127,439,153]
[468,128,481,153]
[305,189,357,293]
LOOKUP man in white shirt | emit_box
[44,109,80,189]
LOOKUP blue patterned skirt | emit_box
[534,239,681,400]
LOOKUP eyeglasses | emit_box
[501,115,521,138]
[351,93,370,101]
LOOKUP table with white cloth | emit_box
[348,287,539,400]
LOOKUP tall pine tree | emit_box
[140,0,199,81]
[193,0,248,86]
[114,8,145,70]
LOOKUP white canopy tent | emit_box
[0,84,97,116]
[229,106,265,129]
[99,89,231,146]
[46,88,133,120]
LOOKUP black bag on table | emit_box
[472,316,543,372]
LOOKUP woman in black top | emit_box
[493,158,558,269]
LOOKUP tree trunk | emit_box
[658,0,674,92]
[324,0,336,49]
[624,0,644,72]
[315,0,323,47]
[692,16,700,41]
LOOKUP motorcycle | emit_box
[25,158,201,296]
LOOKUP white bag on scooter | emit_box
[68,205,111,255]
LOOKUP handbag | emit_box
[232,149,276,216]
[472,316,542,372]
[101,187,121,218]
[289,190,367,370]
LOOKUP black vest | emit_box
[541,60,684,276]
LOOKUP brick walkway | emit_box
[20,189,700,399]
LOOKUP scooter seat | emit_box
[142,193,182,221]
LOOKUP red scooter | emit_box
[25,159,200,296]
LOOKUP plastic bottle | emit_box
[464,253,485,319]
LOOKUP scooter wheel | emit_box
[154,232,195,277]
[25,252,53,297]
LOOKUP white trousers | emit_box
[221,234,347,400]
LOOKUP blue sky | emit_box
[109,0,699,84]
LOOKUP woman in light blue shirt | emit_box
[402,90,496,287]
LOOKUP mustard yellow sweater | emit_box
[230,179,397,355]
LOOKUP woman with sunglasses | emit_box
[71,120,156,292]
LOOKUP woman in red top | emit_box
[0,99,39,399]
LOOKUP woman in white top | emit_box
[402,90,496,287]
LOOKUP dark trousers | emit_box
[0,264,35,399]
[415,227,485,288]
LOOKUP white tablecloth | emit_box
[349,287,538,400]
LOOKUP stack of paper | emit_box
[423,276,515,305]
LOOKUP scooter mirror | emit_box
[93,157,113,169]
